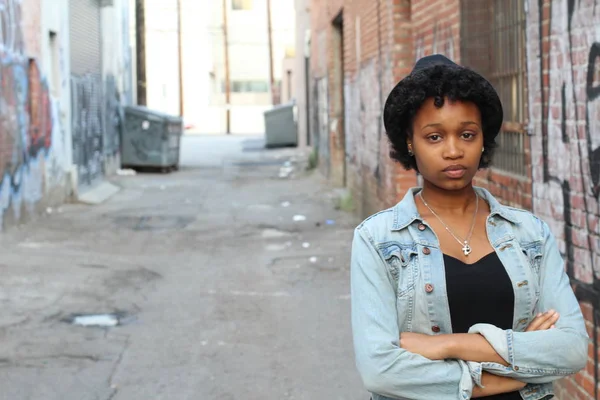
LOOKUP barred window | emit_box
[460,0,527,176]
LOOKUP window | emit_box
[221,80,269,93]
[48,31,61,97]
[460,0,527,176]
[232,0,253,10]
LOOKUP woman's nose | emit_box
[442,138,463,159]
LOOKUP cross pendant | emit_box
[462,242,472,256]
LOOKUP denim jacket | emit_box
[351,187,588,400]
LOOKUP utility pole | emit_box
[266,0,276,105]
[135,0,147,105]
[177,0,184,116]
[222,0,231,134]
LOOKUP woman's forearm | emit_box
[444,333,509,366]
[471,372,526,397]
[400,332,509,365]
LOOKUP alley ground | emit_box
[0,134,365,400]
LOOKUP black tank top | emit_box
[443,252,522,400]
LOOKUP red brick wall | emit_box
[310,0,416,217]
[411,0,534,210]
[412,0,460,61]
[527,0,600,398]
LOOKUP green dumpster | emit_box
[121,105,182,170]
[263,101,298,148]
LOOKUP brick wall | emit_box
[309,0,600,398]
[309,0,416,218]
[527,0,600,398]
[309,0,533,218]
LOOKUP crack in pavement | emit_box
[0,353,102,368]
[105,335,131,399]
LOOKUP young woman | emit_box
[350,54,588,400]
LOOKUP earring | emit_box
[408,145,414,156]
[481,147,485,153]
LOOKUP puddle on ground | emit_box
[73,314,118,327]
[64,312,133,328]
[261,228,292,239]
[265,242,291,251]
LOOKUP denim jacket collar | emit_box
[391,186,521,231]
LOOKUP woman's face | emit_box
[408,98,484,191]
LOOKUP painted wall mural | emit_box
[527,1,600,396]
[528,0,600,293]
[0,0,66,228]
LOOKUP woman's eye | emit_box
[462,132,476,139]
[428,135,441,142]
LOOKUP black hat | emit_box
[383,54,503,139]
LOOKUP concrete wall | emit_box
[0,0,71,229]
[101,0,133,105]
[144,0,180,116]
[309,0,600,398]
[0,0,133,230]
[294,0,310,147]
[68,0,131,188]
[280,56,296,105]
[99,0,132,175]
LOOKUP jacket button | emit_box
[418,223,426,231]
[432,325,441,333]
[513,366,520,371]
[422,247,431,255]
[425,283,434,293]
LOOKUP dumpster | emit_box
[264,101,298,148]
[121,105,182,171]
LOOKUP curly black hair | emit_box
[382,64,503,172]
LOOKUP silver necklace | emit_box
[418,191,479,256]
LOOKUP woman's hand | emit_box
[525,310,559,331]
[399,332,449,360]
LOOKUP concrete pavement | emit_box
[0,134,366,400]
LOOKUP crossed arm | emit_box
[351,224,587,399]
[399,311,559,397]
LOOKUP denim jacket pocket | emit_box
[520,242,543,294]
[515,242,543,317]
[521,243,543,276]
[379,243,417,298]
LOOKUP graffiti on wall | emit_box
[528,0,600,290]
[0,0,25,55]
[527,1,600,395]
[0,0,66,228]
[70,73,121,187]
[70,74,102,186]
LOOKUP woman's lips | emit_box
[443,165,467,178]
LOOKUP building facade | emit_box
[307,0,600,398]
[0,0,133,230]
[69,0,132,189]
[143,0,296,134]
[0,0,70,228]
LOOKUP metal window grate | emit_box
[494,130,526,176]
[460,0,527,176]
